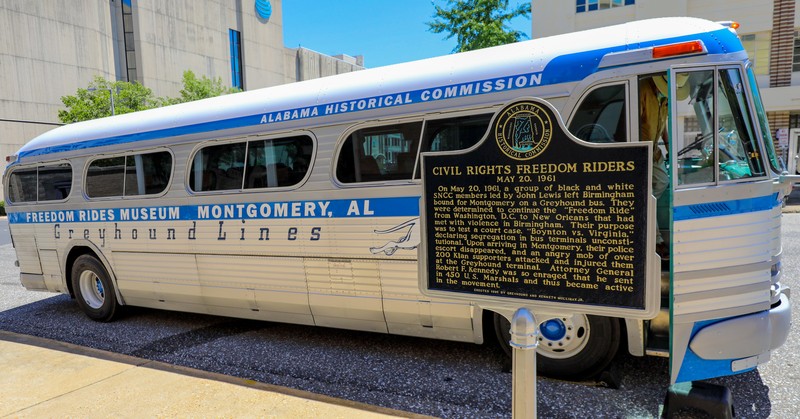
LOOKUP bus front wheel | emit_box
[493,312,620,380]
[71,255,120,322]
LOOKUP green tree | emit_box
[58,76,159,123]
[58,71,240,123]
[428,0,531,53]
[164,70,240,105]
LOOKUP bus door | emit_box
[668,66,776,383]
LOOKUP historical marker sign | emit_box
[420,98,659,319]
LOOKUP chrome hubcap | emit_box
[79,271,105,309]
[537,314,590,359]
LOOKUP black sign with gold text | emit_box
[421,98,653,312]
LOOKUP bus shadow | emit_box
[0,295,774,418]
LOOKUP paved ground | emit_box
[0,330,420,418]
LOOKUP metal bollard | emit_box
[510,307,539,419]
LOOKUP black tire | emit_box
[494,312,620,380]
[71,254,120,322]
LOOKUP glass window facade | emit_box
[577,0,634,13]
[229,29,243,89]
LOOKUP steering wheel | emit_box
[574,124,613,143]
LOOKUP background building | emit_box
[0,0,362,201]
[532,0,800,167]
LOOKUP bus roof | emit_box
[13,17,742,164]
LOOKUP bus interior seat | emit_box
[201,170,217,191]
[218,167,243,189]
[291,159,309,183]
[396,152,415,178]
[358,156,381,182]
[246,165,266,188]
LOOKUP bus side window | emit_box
[39,164,72,201]
[243,135,314,189]
[416,113,493,178]
[7,163,73,204]
[7,168,39,203]
[336,122,422,183]
[124,152,173,196]
[86,157,126,198]
[568,84,627,143]
[86,152,172,198]
[189,142,246,192]
[189,135,313,192]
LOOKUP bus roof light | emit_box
[717,20,740,31]
[652,41,705,59]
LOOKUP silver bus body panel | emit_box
[670,181,787,382]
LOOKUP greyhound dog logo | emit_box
[370,218,420,256]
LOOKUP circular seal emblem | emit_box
[495,101,552,160]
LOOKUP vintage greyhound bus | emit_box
[3,18,791,383]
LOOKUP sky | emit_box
[282,1,533,69]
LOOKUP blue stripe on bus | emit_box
[17,29,742,160]
[8,196,421,224]
[673,193,779,221]
[11,190,776,226]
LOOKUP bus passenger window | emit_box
[7,168,39,203]
[189,135,313,192]
[7,164,72,204]
[124,152,173,196]
[336,122,422,183]
[569,84,627,143]
[87,156,126,197]
[87,151,172,198]
[243,135,313,189]
[38,164,72,201]
[189,142,247,192]
[417,114,492,178]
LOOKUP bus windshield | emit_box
[746,67,785,173]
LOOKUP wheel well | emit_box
[481,309,502,346]
[65,246,99,298]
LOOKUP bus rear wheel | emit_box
[493,312,620,380]
[71,254,120,322]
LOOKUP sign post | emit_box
[419,97,660,417]
[511,307,539,418]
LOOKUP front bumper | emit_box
[689,288,791,362]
